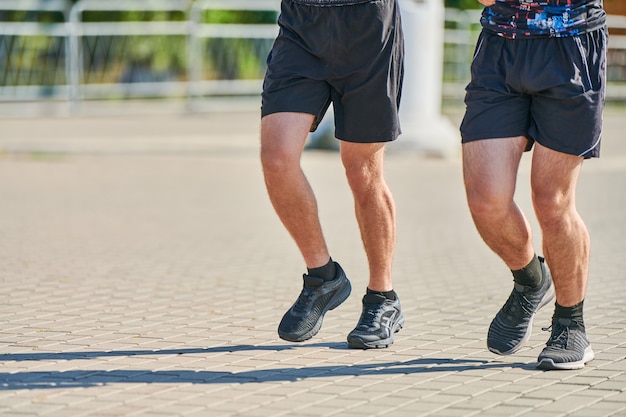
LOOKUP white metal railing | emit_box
[67,0,192,106]
[442,8,481,101]
[1,0,625,110]
[0,0,70,101]
[187,0,279,109]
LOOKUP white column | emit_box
[393,0,459,157]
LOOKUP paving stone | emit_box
[0,107,625,416]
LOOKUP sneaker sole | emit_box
[536,346,595,370]
[278,279,352,343]
[347,314,405,349]
[488,282,556,356]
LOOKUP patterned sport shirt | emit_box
[481,0,606,38]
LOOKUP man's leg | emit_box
[261,112,351,342]
[260,112,330,268]
[463,137,555,355]
[462,137,534,269]
[530,143,588,306]
[531,143,594,370]
[341,141,404,349]
[340,141,395,291]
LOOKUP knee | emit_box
[344,162,378,198]
[341,143,387,194]
[465,185,512,221]
[532,189,571,227]
[260,144,296,179]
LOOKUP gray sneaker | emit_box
[347,293,404,349]
[536,317,594,370]
[487,257,555,355]
[278,262,351,342]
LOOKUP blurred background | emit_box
[0,0,625,118]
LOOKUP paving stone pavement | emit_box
[0,105,625,417]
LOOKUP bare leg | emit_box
[260,112,330,269]
[531,143,588,307]
[464,137,558,356]
[462,137,535,270]
[340,141,395,292]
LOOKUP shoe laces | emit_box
[356,295,386,329]
[542,318,577,349]
[502,286,534,320]
[292,286,314,315]
[359,306,380,328]
[291,276,324,314]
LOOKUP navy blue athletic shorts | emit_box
[261,0,404,143]
[460,28,607,158]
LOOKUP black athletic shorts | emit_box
[261,0,404,143]
[460,27,607,158]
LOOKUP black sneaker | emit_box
[278,262,351,342]
[487,257,555,355]
[536,317,594,370]
[347,293,404,349]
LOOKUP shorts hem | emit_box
[461,131,528,143]
[336,134,399,144]
[261,107,317,119]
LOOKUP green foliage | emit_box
[0,9,66,23]
[202,10,277,24]
[444,0,482,9]
[199,10,277,80]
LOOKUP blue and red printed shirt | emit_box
[481,0,606,38]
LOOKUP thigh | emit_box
[530,142,584,202]
[261,112,316,159]
[462,137,528,200]
[340,141,386,169]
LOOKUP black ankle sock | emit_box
[554,300,584,324]
[512,254,542,288]
[367,287,397,301]
[307,258,336,281]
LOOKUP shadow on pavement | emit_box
[0,344,537,390]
